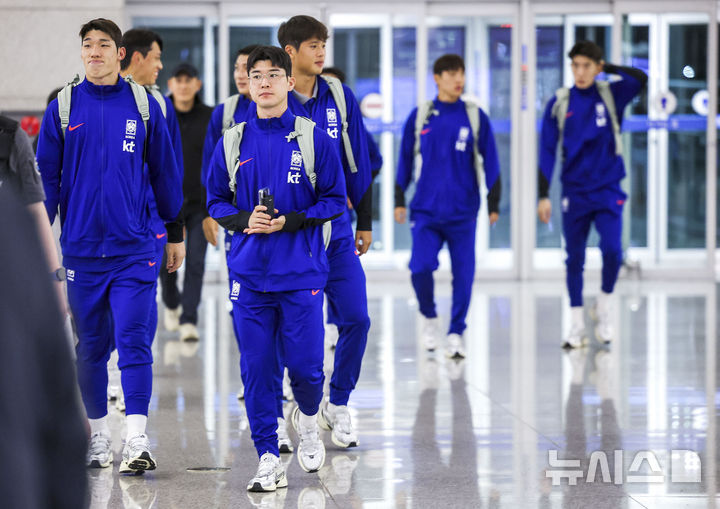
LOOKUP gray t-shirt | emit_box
[1,123,45,205]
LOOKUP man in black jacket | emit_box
[161,63,214,341]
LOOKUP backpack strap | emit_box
[412,100,437,180]
[320,75,357,174]
[463,99,484,184]
[146,84,167,118]
[57,74,81,138]
[285,116,317,190]
[222,94,241,134]
[123,75,150,135]
[550,87,570,163]
[596,81,623,155]
[223,122,247,194]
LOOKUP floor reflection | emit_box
[85,277,717,508]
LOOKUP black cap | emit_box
[171,62,199,78]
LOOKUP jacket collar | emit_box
[249,106,295,132]
[79,75,127,97]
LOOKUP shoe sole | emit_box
[279,442,294,454]
[594,325,613,344]
[88,458,112,468]
[119,452,156,474]
[331,433,358,448]
[292,406,326,472]
[297,447,325,473]
[445,349,466,360]
[562,337,589,349]
[247,472,287,492]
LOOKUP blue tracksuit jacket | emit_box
[286,79,372,237]
[205,108,347,293]
[539,67,644,195]
[36,76,183,259]
[202,94,252,183]
[147,95,183,237]
[396,98,500,221]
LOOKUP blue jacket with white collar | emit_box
[205,108,346,293]
[36,76,183,259]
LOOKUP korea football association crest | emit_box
[123,119,137,153]
[290,150,303,167]
[326,108,338,139]
[287,150,303,184]
[125,119,137,136]
[230,280,240,300]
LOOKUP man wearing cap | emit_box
[163,63,213,341]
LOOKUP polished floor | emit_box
[88,271,718,508]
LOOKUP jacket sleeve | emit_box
[477,109,500,214]
[146,99,183,223]
[395,108,417,208]
[35,98,64,224]
[282,130,347,232]
[340,84,372,210]
[205,136,252,231]
[605,63,648,117]
[164,97,185,179]
[538,96,559,196]
[202,105,223,187]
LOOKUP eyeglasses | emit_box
[249,72,287,84]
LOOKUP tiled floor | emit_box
[88,272,718,508]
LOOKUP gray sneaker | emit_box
[277,417,293,453]
[317,402,358,448]
[247,452,287,492]
[87,432,112,468]
[291,406,326,472]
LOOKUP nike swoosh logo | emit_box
[311,289,320,296]
[421,128,431,135]
[68,123,85,131]
[148,261,157,267]
[156,233,167,239]
[566,112,573,119]
[238,158,253,167]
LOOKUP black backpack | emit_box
[0,116,19,182]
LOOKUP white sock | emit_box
[298,410,317,429]
[89,416,110,436]
[597,291,612,312]
[126,414,147,438]
[571,306,585,327]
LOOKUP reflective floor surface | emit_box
[89,272,718,508]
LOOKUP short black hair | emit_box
[246,46,293,77]
[79,18,122,49]
[236,44,262,59]
[120,29,164,70]
[277,15,329,50]
[568,41,604,63]
[433,54,465,75]
[321,66,346,83]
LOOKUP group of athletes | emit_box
[17,12,646,493]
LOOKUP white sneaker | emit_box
[119,433,156,474]
[179,322,199,341]
[87,432,113,468]
[324,323,339,350]
[317,401,358,448]
[115,389,126,413]
[107,384,120,401]
[445,333,466,359]
[163,306,181,331]
[247,452,287,492]
[237,387,245,400]
[291,406,326,472]
[277,418,293,453]
[592,301,614,344]
[420,315,440,352]
[563,323,588,349]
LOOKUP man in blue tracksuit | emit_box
[201,44,260,257]
[279,15,373,449]
[537,41,646,348]
[395,54,501,359]
[206,46,346,492]
[36,18,184,474]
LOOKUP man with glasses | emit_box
[205,45,346,492]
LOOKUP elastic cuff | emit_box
[282,212,305,232]
[165,222,184,243]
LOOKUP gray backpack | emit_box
[413,99,483,183]
[551,80,622,156]
[222,94,241,134]
[319,75,358,174]
[222,115,331,247]
[145,84,167,118]
[57,74,151,138]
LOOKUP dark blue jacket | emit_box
[396,98,500,221]
[36,77,183,259]
[202,94,252,184]
[287,79,372,236]
[206,108,346,293]
[539,66,644,195]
